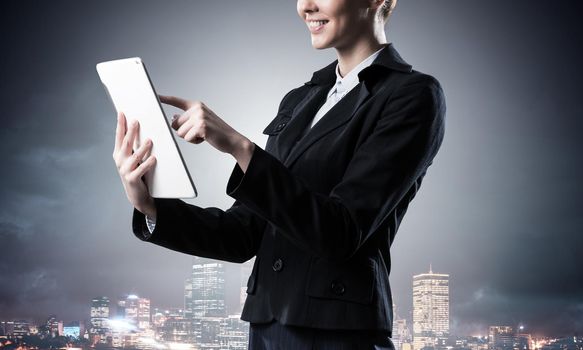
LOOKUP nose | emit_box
[297,0,318,18]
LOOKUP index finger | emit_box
[159,94,192,111]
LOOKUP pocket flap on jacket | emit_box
[305,257,376,305]
[262,112,292,135]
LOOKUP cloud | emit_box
[452,285,583,336]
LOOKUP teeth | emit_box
[308,20,328,27]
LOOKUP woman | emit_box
[113,0,446,348]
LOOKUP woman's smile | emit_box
[297,0,380,50]
[307,19,329,33]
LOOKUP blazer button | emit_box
[275,122,287,132]
[331,280,345,295]
[272,258,284,272]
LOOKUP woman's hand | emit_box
[112,111,157,218]
[159,94,255,172]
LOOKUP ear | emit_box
[368,0,385,21]
[369,0,384,11]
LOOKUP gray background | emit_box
[1,0,582,335]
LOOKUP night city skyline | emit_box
[0,264,577,339]
[1,0,582,340]
[3,265,581,350]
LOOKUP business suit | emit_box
[132,43,445,344]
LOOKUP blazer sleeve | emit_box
[132,197,267,263]
[225,76,446,263]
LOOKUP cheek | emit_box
[330,17,351,38]
[333,2,367,28]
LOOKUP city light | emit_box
[137,337,166,349]
[166,342,193,350]
[106,319,137,332]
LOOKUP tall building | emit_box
[184,277,194,319]
[124,295,138,325]
[199,317,223,345]
[412,266,450,350]
[219,315,249,350]
[90,296,110,344]
[160,316,193,343]
[116,298,126,318]
[137,297,151,330]
[488,326,534,350]
[488,326,516,350]
[122,294,151,330]
[392,302,412,350]
[515,327,533,350]
[184,257,227,318]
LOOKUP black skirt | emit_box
[248,319,395,350]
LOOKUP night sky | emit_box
[1,0,582,336]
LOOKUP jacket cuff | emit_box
[131,198,172,241]
[226,143,276,211]
[226,143,257,196]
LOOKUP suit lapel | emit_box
[282,81,371,168]
[275,85,330,162]
[272,43,413,168]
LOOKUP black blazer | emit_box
[131,43,446,334]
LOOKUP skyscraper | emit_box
[412,266,450,350]
[392,303,412,350]
[116,298,126,318]
[90,296,110,344]
[185,257,227,318]
[122,294,151,330]
[137,297,151,330]
[184,277,193,319]
[220,315,249,350]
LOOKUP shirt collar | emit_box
[306,43,413,87]
[327,46,385,99]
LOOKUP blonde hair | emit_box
[380,0,397,21]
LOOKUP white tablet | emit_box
[96,57,197,198]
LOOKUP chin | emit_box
[311,43,328,50]
[310,37,332,50]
